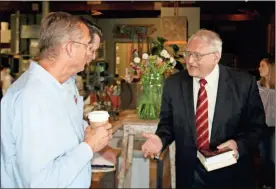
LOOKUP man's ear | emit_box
[65,42,73,59]
[214,52,221,63]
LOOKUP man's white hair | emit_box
[188,29,223,54]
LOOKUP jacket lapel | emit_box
[210,65,231,144]
[181,73,196,143]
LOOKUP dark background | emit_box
[0,1,275,74]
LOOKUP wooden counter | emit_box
[116,110,176,188]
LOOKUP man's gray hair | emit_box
[38,12,86,60]
[188,29,223,54]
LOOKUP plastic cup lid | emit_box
[88,111,109,122]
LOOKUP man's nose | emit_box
[92,53,96,60]
[87,51,95,60]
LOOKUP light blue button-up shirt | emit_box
[1,61,93,188]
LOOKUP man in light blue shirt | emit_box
[1,12,111,188]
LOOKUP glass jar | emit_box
[136,73,164,120]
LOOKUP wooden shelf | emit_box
[0,43,10,48]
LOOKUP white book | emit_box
[91,153,115,173]
[92,153,114,166]
[197,147,237,172]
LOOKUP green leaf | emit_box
[169,44,180,54]
[151,46,161,56]
[157,37,167,46]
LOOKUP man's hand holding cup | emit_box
[84,111,113,152]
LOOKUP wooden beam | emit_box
[50,2,91,12]
[0,43,10,48]
[87,1,102,5]
[89,2,156,11]
[50,2,156,12]
[161,1,196,7]
[165,41,187,45]
[0,2,34,13]
[201,14,257,21]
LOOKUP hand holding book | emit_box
[197,139,239,172]
[217,139,239,159]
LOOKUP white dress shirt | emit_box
[193,64,220,140]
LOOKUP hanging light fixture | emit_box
[91,10,102,16]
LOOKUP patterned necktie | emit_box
[195,79,209,150]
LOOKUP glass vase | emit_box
[136,73,164,120]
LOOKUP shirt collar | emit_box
[194,64,219,87]
[28,60,63,89]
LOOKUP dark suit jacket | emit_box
[155,64,266,188]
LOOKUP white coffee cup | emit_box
[88,111,110,128]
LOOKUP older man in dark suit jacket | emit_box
[142,29,266,188]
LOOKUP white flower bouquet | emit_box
[126,37,177,119]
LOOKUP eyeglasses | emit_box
[71,41,94,53]
[183,51,217,62]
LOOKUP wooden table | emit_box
[117,110,176,188]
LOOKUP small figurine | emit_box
[110,85,121,112]
[106,85,114,97]
[89,91,98,105]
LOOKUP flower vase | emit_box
[136,73,164,120]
